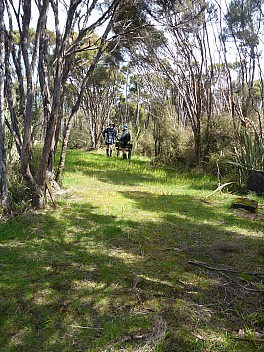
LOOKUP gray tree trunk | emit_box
[55,16,114,182]
[0,0,10,211]
[4,0,122,207]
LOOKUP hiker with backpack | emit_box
[119,124,131,159]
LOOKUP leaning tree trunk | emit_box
[34,61,63,207]
[17,0,46,208]
[55,112,75,183]
[55,17,114,182]
[0,0,10,211]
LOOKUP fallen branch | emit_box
[232,336,264,343]
[220,272,262,292]
[206,182,235,198]
[69,325,103,330]
[45,177,57,208]
[188,260,264,276]
[188,260,264,292]
[161,247,182,252]
[109,315,167,349]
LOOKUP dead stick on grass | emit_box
[189,260,264,292]
[206,182,235,198]
[69,325,103,330]
[232,336,264,343]
[220,272,263,292]
[188,260,264,277]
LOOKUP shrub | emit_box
[136,131,155,157]
[6,150,30,210]
[227,128,264,184]
[68,125,91,150]
[6,143,44,210]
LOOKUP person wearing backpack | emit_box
[102,122,118,157]
[119,124,131,159]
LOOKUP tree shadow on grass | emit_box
[119,190,264,237]
[0,205,146,352]
[67,156,157,187]
[0,199,263,351]
[66,152,218,192]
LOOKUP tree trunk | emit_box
[55,16,115,181]
[193,130,201,164]
[0,0,10,211]
[55,115,74,182]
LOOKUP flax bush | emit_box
[228,128,264,184]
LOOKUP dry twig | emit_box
[206,182,235,198]
[188,260,264,277]
[188,260,264,292]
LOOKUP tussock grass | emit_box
[0,150,263,351]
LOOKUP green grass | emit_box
[1,150,264,351]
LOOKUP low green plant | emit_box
[5,152,30,210]
[237,129,264,170]
[228,128,264,183]
[5,144,44,211]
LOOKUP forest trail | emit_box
[0,151,263,351]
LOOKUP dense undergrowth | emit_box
[0,150,263,351]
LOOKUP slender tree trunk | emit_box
[4,0,23,157]
[193,129,201,163]
[55,115,74,182]
[55,15,115,182]
[0,0,10,211]
[256,56,264,142]
[202,23,214,161]
[19,0,45,207]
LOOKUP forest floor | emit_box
[0,150,264,352]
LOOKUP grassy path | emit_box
[0,150,264,351]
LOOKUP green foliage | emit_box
[202,114,236,155]
[5,144,44,211]
[224,0,263,55]
[68,122,91,150]
[221,128,264,190]
[253,80,262,102]
[30,143,43,178]
[136,128,155,157]
[71,32,100,69]
[230,129,264,178]
[6,155,30,210]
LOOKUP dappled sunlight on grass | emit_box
[0,150,263,351]
[32,288,58,305]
